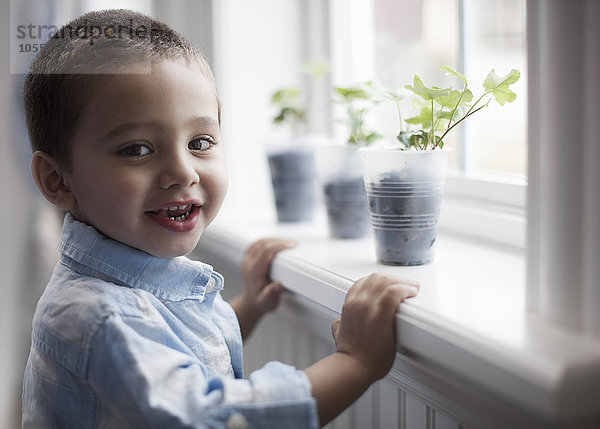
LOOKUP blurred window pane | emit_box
[372,0,461,168]
[372,0,527,178]
[464,0,527,177]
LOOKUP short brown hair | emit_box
[23,9,218,169]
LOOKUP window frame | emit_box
[325,0,527,248]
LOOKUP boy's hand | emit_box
[304,273,419,425]
[230,238,296,339]
[331,273,419,382]
[240,238,296,313]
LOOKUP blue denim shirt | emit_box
[23,214,318,428]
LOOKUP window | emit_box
[461,0,527,177]
[370,0,527,178]
[371,0,461,167]
[328,0,527,246]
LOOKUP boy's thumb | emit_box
[258,281,283,312]
[331,318,341,344]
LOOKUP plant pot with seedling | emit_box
[267,87,317,223]
[361,66,520,265]
[267,62,330,223]
[316,84,380,239]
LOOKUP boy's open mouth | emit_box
[145,204,200,233]
[150,204,195,221]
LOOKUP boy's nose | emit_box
[158,149,200,190]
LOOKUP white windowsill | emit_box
[198,205,600,425]
[440,171,527,248]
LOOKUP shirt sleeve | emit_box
[88,313,319,429]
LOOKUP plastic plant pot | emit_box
[267,146,317,223]
[360,148,449,265]
[315,144,370,239]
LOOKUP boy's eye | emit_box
[189,136,215,151]
[119,144,152,157]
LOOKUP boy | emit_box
[23,9,419,428]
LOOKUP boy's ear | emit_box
[30,151,76,211]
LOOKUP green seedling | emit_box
[399,65,520,150]
[270,87,305,136]
[334,83,381,146]
[270,60,330,137]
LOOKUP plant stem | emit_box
[436,101,490,145]
[463,90,492,119]
[348,105,357,143]
[428,99,434,150]
[433,117,442,136]
[446,88,467,133]
[434,89,492,149]
[395,100,403,133]
[465,73,516,119]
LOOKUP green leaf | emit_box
[405,106,433,128]
[367,80,403,102]
[273,106,303,125]
[271,88,300,105]
[335,83,381,145]
[362,131,382,146]
[482,69,520,105]
[301,60,330,77]
[435,88,473,109]
[439,65,468,85]
[334,86,370,101]
[405,75,451,101]
[434,109,454,121]
[397,130,428,150]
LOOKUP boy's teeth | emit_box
[168,211,191,221]
[163,204,192,212]
[155,204,194,220]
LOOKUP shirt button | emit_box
[226,412,248,429]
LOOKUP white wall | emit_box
[0,3,197,428]
[211,0,304,218]
[1,0,39,425]
[0,3,306,426]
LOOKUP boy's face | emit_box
[64,59,227,257]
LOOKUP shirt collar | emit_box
[58,213,222,302]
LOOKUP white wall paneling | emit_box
[194,215,600,428]
[210,264,475,429]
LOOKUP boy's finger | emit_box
[407,284,419,296]
[264,238,297,255]
[257,281,284,312]
[248,238,297,263]
[331,318,341,342]
[242,239,297,280]
[388,281,419,298]
[253,237,297,251]
[399,277,420,289]
[360,274,419,295]
[346,276,367,298]
[376,282,418,315]
[345,274,419,308]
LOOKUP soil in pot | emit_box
[323,177,370,239]
[366,172,443,265]
[268,148,317,222]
